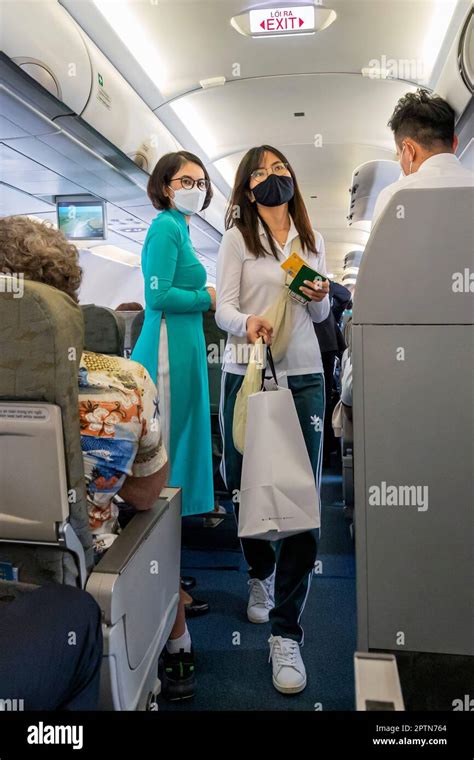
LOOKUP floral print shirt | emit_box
[78,351,167,535]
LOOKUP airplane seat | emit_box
[342,410,354,513]
[203,310,226,415]
[119,310,143,357]
[203,310,229,497]
[130,309,145,353]
[341,317,354,514]
[0,280,93,588]
[130,309,225,414]
[81,303,125,356]
[0,281,181,710]
[130,307,230,497]
[353,186,474,657]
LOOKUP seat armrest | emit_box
[342,411,353,448]
[86,487,181,690]
[86,487,181,626]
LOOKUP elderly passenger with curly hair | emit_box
[0,215,199,701]
[0,214,169,534]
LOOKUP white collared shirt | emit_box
[216,217,329,375]
[372,152,474,225]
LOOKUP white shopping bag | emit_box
[238,382,320,541]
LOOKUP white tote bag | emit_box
[238,351,320,541]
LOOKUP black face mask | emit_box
[251,174,294,207]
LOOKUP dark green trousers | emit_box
[219,371,324,643]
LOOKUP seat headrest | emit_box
[0,279,84,400]
[0,279,93,572]
[81,304,125,356]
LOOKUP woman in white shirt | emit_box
[216,145,329,695]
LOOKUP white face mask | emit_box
[399,143,413,177]
[170,186,206,215]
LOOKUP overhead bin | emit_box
[77,34,180,173]
[435,6,473,118]
[347,160,400,225]
[0,0,92,116]
[1,0,181,177]
[1,2,229,238]
[0,73,65,139]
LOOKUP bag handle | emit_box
[260,342,278,391]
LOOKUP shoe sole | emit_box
[247,610,270,624]
[161,679,196,701]
[163,691,195,702]
[203,518,225,528]
[184,607,210,618]
[272,675,307,694]
[180,581,196,591]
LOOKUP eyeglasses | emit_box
[170,175,210,192]
[250,163,290,182]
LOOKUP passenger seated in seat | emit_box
[0,216,193,702]
[0,584,102,711]
[0,217,168,545]
[116,302,143,311]
[116,302,143,358]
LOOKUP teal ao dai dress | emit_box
[132,208,214,516]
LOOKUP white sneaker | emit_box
[247,572,275,623]
[268,635,307,694]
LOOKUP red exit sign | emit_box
[249,6,315,34]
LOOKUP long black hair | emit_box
[225,145,317,259]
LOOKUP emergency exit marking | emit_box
[249,6,315,34]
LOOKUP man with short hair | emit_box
[372,89,473,225]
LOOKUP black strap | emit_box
[260,343,278,391]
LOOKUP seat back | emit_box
[130,310,145,353]
[203,310,227,415]
[82,304,125,356]
[120,310,142,357]
[0,280,93,585]
[353,187,474,656]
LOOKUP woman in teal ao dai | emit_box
[132,151,216,516]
